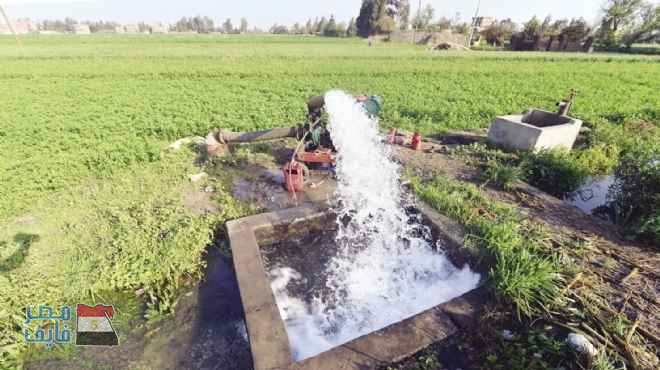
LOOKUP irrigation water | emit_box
[269,90,481,361]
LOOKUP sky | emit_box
[2,0,619,28]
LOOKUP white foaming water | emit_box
[270,90,480,361]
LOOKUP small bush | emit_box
[521,149,589,196]
[576,144,620,175]
[483,161,523,190]
[609,142,660,244]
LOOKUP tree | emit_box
[481,19,517,46]
[510,15,543,50]
[397,0,411,30]
[377,15,396,34]
[317,17,328,34]
[357,0,410,36]
[346,17,358,37]
[240,18,248,33]
[270,23,288,34]
[223,18,233,33]
[174,16,214,33]
[597,0,646,47]
[452,22,471,35]
[305,19,313,34]
[434,16,452,32]
[562,18,591,42]
[412,4,434,31]
[522,16,542,39]
[356,0,378,37]
[621,2,659,47]
[323,16,338,37]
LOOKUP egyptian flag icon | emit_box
[76,304,119,346]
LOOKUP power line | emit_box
[467,0,482,47]
[0,1,22,47]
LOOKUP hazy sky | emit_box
[2,0,621,27]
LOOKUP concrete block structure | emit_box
[488,109,582,151]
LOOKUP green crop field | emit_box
[0,35,658,367]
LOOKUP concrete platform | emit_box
[227,203,486,370]
[488,109,582,151]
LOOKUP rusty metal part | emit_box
[296,149,334,165]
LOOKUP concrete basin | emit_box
[227,203,485,370]
[488,109,582,151]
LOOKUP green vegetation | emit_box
[609,142,660,244]
[0,147,247,367]
[0,35,658,367]
[454,119,659,244]
[482,161,523,190]
[410,175,654,368]
[520,149,591,196]
[412,176,563,318]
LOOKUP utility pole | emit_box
[467,0,482,48]
[412,0,421,44]
[0,1,21,47]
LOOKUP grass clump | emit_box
[411,175,563,318]
[482,161,523,190]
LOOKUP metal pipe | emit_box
[218,126,299,143]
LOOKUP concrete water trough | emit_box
[488,109,583,151]
[227,203,486,370]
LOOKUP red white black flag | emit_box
[76,304,119,346]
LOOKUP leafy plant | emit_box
[483,161,523,190]
[521,149,590,196]
[609,142,660,244]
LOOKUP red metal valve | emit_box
[283,161,306,193]
[411,132,422,151]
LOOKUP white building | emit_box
[150,23,168,34]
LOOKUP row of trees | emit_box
[597,0,659,48]
[481,0,658,50]
[354,1,472,36]
[172,16,249,34]
[269,16,358,37]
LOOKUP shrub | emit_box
[609,142,660,244]
[483,161,523,190]
[521,149,589,196]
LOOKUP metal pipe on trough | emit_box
[218,126,300,143]
[205,126,301,157]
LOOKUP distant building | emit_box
[0,18,35,35]
[115,25,125,34]
[123,24,139,34]
[74,24,91,35]
[149,23,168,34]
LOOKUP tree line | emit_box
[480,0,658,51]
[29,0,659,51]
